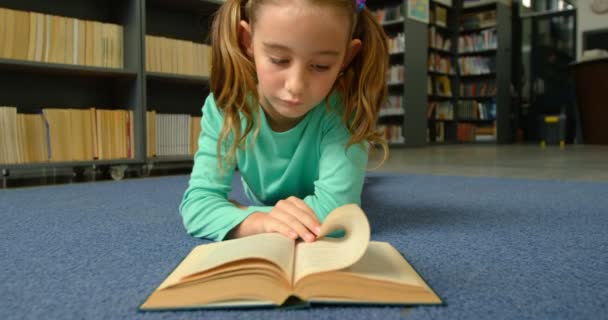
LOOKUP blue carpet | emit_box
[0,173,607,320]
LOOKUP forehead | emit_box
[252,3,352,53]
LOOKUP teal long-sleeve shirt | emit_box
[179,94,369,241]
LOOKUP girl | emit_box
[180,0,389,242]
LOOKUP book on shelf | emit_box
[145,35,212,77]
[433,5,448,28]
[140,204,442,310]
[0,7,123,68]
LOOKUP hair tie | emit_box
[356,0,366,12]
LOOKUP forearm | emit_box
[226,212,266,239]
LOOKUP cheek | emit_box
[313,75,339,96]
[255,62,281,88]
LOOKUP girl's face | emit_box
[241,2,360,131]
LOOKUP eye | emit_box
[311,64,330,72]
[270,57,289,65]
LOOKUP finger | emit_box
[287,196,320,223]
[265,215,298,240]
[271,206,317,242]
[284,197,321,236]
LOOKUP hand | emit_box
[228,196,321,242]
[264,196,321,242]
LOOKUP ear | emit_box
[239,20,254,58]
[341,39,362,70]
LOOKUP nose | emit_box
[285,64,307,98]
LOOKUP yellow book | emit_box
[12,10,30,61]
[85,20,95,66]
[2,8,16,59]
[0,9,6,59]
[140,204,442,310]
[146,110,157,158]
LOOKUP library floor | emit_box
[369,144,608,182]
[3,144,608,188]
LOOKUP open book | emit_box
[140,204,442,310]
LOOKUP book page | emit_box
[293,241,442,304]
[158,233,294,289]
[293,204,370,283]
[341,241,428,286]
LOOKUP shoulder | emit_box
[202,94,222,118]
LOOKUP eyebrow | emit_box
[262,42,340,56]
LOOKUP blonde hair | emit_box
[210,0,389,169]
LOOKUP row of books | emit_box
[0,107,203,165]
[429,27,452,52]
[430,4,448,28]
[429,122,496,143]
[458,29,497,53]
[428,53,455,74]
[145,111,201,158]
[431,122,447,142]
[0,106,134,164]
[374,5,405,23]
[457,123,496,142]
[145,36,212,77]
[457,100,497,120]
[0,7,123,68]
[380,96,404,117]
[460,10,496,31]
[458,56,495,75]
[377,124,405,144]
[387,65,405,84]
[460,80,496,97]
[388,33,405,54]
[428,101,454,120]
[428,75,453,97]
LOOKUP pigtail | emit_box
[210,0,259,170]
[335,7,389,161]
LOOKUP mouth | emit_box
[280,99,303,107]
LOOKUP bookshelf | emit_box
[457,0,511,144]
[143,0,218,165]
[427,0,511,144]
[372,0,428,147]
[427,0,457,143]
[0,0,220,181]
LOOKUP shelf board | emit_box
[148,155,194,163]
[462,0,498,10]
[379,112,405,118]
[382,18,405,28]
[459,48,497,56]
[458,96,496,100]
[459,72,496,78]
[147,0,223,13]
[457,118,496,123]
[459,25,497,34]
[428,70,455,76]
[428,94,454,100]
[1,159,141,170]
[429,47,453,55]
[0,58,137,79]
[429,118,456,122]
[429,23,450,32]
[146,72,210,84]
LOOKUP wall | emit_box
[576,0,608,59]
